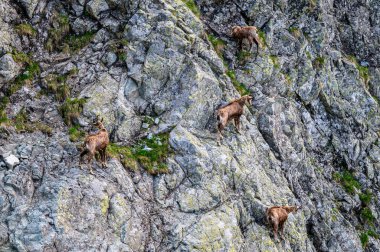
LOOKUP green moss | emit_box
[361,207,375,223]
[107,133,171,175]
[360,232,369,248]
[15,23,36,37]
[226,69,250,95]
[305,51,312,60]
[68,125,85,142]
[59,98,86,126]
[346,55,370,84]
[208,34,226,57]
[182,0,201,17]
[107,143,138,171]
[334,170,361,194]
[64,31,96,53]
[313,56,325,69]
[100,195,109,216]
[257,29,267,47]
[270,55,280,69]
[359,190,373,206]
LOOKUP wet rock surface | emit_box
[0,0,379,251]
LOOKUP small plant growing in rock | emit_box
[359,190,372,206]
[360,230,379,248]
[68,126,85,142]
[313,56,325,69]
[288,27,301,38]
[257,29,267,47]
[270,55,280,69]
[46,13,70,52]
[360,207,375,223]
[226,69,250,96]
[12,108,52,135]
[208,34,226,57]
[15,23,36,37]
[64,31,96,53]
[334,170,361,194]
[107,133,171,175]
[181,0,201,17]
[237,51,252,64]
[59,98,86,126]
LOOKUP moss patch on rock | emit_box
[107,133,171,175]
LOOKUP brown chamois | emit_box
[79,116,109,174]
[216,95,252,142]
[231,26,262,55]
[266,205,301,241]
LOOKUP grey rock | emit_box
[3,155,19,169]
[0,54,20,86]
[86,0,109,20]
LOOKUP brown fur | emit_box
[231,26,262,54]
[216,95,252,142]
[266,205,301,241]
[79,116,109,174]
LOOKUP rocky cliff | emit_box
[0,0,379,251]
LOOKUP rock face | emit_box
[0,0,379,251]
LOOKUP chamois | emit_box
[231,26,262,55]
[79,116,109,174]
[216,95,252,142]
[266,205,301,241]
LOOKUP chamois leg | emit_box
[79,149,88,168]
[234,117,241,133]
[217,123,224,144]
[101,148,107,168]
[87,152,95,174]
[279,222,285,240]
[273,222,279,242]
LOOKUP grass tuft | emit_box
[226,69,250,96]
[59,98,86,126]
[208,34,226,57]
[270,55,280,69]
[68,125,85,142]
[15,23,36,37]
[181,0,201,17]
[107,133,171,175]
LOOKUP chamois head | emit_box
[231,26,242,38]
[241,95,253,105]
[93,115,105,130]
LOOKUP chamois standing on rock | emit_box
[79,116,109,174]
[266,205,301,241]
[216,95,253,142]
[231,26,262,55]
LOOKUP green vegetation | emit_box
[45,74,71,102]
[270,55,280,69]
[360,232,370,248]
[59,98,86,126]
[208,34,225,57]
[15,23,36,37]
[361,207,375,223]
[289,27,301,38]
[237,51,252,64]
[68,125,85,142]
[313,56,325,69]
[359,190,373,206]
[334,170,361,194]
[46,13,70,52]
[12,108,52,135]
[257,29,267,47]
[226,69,250,96]
[64,31,96,53]
[347,55,370,84]
[107,133,171,175]
[360,230,379,248]
[305,51,312,60]
[181,0,200,17]
[107,143,138,171]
